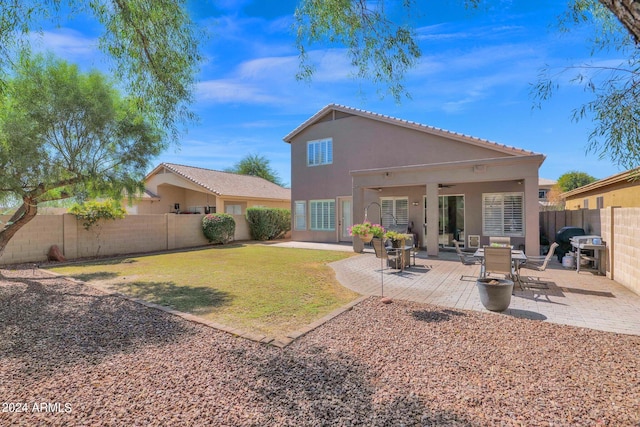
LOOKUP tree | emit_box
[556,171,598,192]
[0,0,201,138]
[226,154,285,187]
[0,54,164,257]
[294,0,640,169]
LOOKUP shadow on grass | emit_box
[109,280,233,315]
[0,272,197,378]
[67,271,120,282]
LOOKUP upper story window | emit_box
[307,138,333,167]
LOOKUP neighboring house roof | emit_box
[141,189,161,201]
[146,163,291,200]
[283,104,542,158]
[561,168,639,199]
[539,178,556,187]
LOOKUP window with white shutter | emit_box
[307,138,333,166]
[482,193,524,237]
[310,200,335,231]
[294,201,306,230]
[380,197,409,228]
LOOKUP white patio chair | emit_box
[520,242,559,286]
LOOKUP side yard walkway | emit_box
[328,248,640,336]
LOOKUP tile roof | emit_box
[283,104,541,157]
[561,168,639,198]
[151,163,290,200]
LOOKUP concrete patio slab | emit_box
[268,241,640,336]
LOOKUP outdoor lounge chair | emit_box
[453,239,480,280]
[453,240,480,265]
[519,242,559,286]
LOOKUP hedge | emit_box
[245,207,291,241]
[202,213,236,244]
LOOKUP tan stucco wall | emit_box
[288,112,542,255]
[565,180,640,210]
[0,213,253,265]
[290,114,513,205]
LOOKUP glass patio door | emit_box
[339,198,352,241]
[423,195,465,248]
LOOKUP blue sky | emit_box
[31,0,628,186]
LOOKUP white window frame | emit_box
[294,201,307,231]
[310,199,335,231]
[225,204,242,215]
[380,197,409,228]
[307,138,333,167]
[482,192,524,237]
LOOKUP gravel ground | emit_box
[1,266,639,426]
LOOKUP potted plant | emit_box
[350,221,385,253]
[476,278,514,312]
[384,231,411,248]
[349,221,384,243]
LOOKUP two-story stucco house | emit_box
[284,104,545,256]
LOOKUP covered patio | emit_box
[327,247,640,336]
[267,240,640,335]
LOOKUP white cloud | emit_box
[31,29,98,59]
[196,79,282,104]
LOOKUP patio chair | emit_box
[453,240,481,265]
[482,246,517,286]
[519,242,559,286]
[453,239,480,281]
[489,236,511,247]
[372,238,404,270]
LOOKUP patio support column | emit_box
[426,183,439,256]
[352,183,365,225]
[524,177,540,256]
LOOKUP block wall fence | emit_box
[0,213,251,265]
[540,207,640,295]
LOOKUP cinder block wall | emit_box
[0,215,64,264]
[0,213,253,265]
[612,208,640,295]
[540,207,640,295]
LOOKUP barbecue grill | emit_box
[554,226,586,261]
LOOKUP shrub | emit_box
[202,213,236,244]
[246,207,291,241]
[69,200,126,230]
[68,200,126,256]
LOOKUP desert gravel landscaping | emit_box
[1,266,639,426]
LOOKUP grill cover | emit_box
[554,226,586,261]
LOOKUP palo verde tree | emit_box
[0,53,165,257]
[294,0,640,170]
[0,0,201,138]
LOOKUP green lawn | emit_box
[47,245,360,338]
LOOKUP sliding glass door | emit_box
[423,195,465,248]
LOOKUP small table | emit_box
[387,245,412,270]
[570,236,606,274]
[473,248,528,287]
